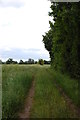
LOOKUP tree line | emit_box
[43,2,80,79]
[0,58,50,65]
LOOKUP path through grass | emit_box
[2,65,79,118]
[30,66,78,118]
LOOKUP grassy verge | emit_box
[30,67,78,118]
[49,68,78,106]
[2,65,33,118]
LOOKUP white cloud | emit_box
[0,0,51,61]
[4,47,12,51]
[0,0,26,8]
[0,48,50,62]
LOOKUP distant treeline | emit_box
[0,58,50,65]
[43,2,80,79]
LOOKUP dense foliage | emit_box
[43,2,80,78]
[38,59,44,65]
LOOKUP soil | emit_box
[18,77,35,119]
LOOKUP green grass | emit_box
[48,68,79,106]
[2,64,79,118]
[2,65,34,118]
[30,67,78,118]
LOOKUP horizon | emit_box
[1,58,51,63]
[0,48,50,62]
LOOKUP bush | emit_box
[38,59,44,65]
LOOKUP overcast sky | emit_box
[0,0,51,61]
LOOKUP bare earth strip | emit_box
[18,77,35,119]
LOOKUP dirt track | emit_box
[18,78,35,119]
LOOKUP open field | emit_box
[2,65,34,118]
[2,64,79,118]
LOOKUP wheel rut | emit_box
[18,76,35,119]
[54,80,80,117]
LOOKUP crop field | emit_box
[2,65,79,118]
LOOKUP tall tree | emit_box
[43,2,80,78]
